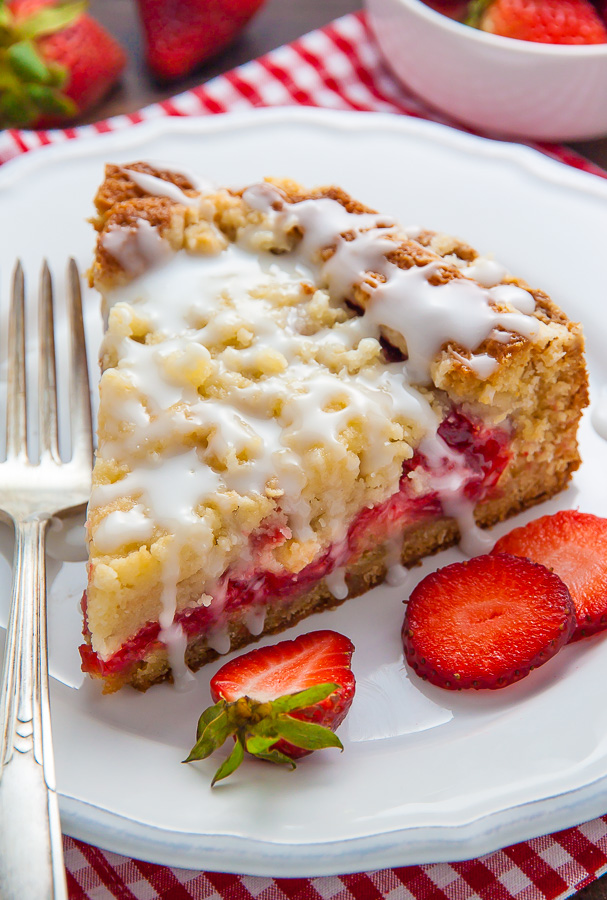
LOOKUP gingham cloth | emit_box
[3,10,607,900]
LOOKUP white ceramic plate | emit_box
[1,108,607,877]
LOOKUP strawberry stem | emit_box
[0,6,13,32]
[8,40,51,82]
[13,1,87,41]
[465,0,493,27]
[0,0,86,127]
[25,81,76,115]
[0,85,35,125]
[212,739,245,786]
[184,683,344,785]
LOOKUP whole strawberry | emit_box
[0,0,126,129]
[184,630,355,785]
[136,0,266,81]
[467,0,607,43]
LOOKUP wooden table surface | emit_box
[85,2,607,896]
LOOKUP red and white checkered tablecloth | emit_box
[3,10,607,900]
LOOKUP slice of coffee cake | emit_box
[81,164,588,692]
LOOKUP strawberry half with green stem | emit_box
[466,0,607,43]
[493,510,607,641]
[403,553,575,690]
[1,0,126,128]
[135,0,267,81]
[184,630,355,785]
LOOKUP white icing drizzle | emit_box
[383,533,411,587]
[490,283,537,314]
[122,167,203,208]
[463,258,507,288]
[91,449,222,524]
[243,605,267,636]
[415,432,491,555]
[489,329,515,344]
[451,350,499,379]
[145,162,213,194]
[93,506,154,554]
[92,448,222,667]
[325,567,348,600]
[102,219,171,277]
[161,622,196,691]
[241,184,538,385]
[206,624,231,656]
[385,563,410,587]
[370,264,538,384]
[92,175,544,669]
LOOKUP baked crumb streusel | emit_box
[81,164,588,691]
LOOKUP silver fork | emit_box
[0,260,93,899]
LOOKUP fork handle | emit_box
[0,517,68,899]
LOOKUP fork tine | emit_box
[38,261,59,461]
[66,258,93,466]
[6,261,27,461]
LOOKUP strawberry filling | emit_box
[79,410,510,679]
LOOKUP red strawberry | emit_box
[402,554,575,690]
[493,510,607,642]
[468,0,607,43]
[135,0,266,81]
[184,630,355,784]
[423,0,470,20]
[1,0,126,129]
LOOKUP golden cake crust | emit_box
[90,167,582,372]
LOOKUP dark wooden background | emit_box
[86,1,607,895]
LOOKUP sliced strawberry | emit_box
[402,554,575,690]
[184,630,355,784]
[493,510,607,642]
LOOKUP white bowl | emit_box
[365,0,607,141]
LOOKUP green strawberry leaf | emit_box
[0,6,13,30]
[183,708,230,762]
[274,717,343,752]
[253,747,297,769]
[246,716,282,738]
[7,39,51,83]
[184,679,347,784]
[46,63,68,89]
[196,701,226,740]
[464,0,493,27]
[14,1,87,41]
[25,82,76,116]
[271,683,339,714]
[198,709,231,755]
[0,87,37,127]
[0,58,21,90]
[245,733,279,756]
[212,738,244,786]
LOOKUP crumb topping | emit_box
[87,166,576,658]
